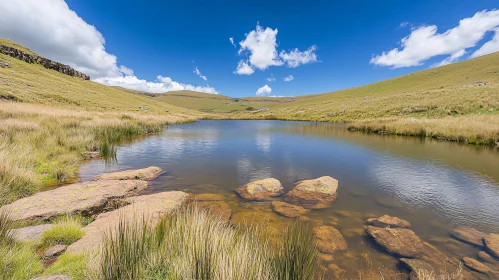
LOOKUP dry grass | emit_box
[0,102,198,206]
[413,265,465,280]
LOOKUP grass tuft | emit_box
[42,213,84,246]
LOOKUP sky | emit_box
[0,0,498,97]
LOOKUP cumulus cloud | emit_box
[471,28,499,58]
[279,46,318,68]
[256,84,272,96]
[96,75,218,94]
[266,74,276,82]
[234,60,255,75]
[0,0,218,94]
[229,37,236,47]
[283,75,294,82]
[234,23,318,74]
[431,49,467,68]
[193,67,207,81]
[371,10,499,68]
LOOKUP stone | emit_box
[366,226,424,258]
[284,176,339,209]
[450,227,487,247]
[81,151,101,159]
[463,257,491,274]
[0,61,10,68]
[366,215,411,229]
[478,251,499,265]
[235,178,284,201]
[313,226,347,255]
[66,191,188,254]
[400,258,436,280]
[195,200,232,222]
[92,166,163,181]
[1,180,147,222]
[342,228,365,238]
[32,275,72,280]
[230,211,288,239]
[10,224,53,243]
[271,201,309,218]
[327,263,346,279]
[484,233,499,258]
[43,245,67,259]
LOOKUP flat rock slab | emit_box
[450,227,487,247]
[43,245,67,259]
[32,276,71,280]
[366,215,411,229]
[235,178,283,201]
[10,224,53,243]
[463,257,492,275]
[271,201,309,218]
[478,251,499,265]
[1,180,147,221]
[92,166,162,181]
[484,234,499,258]
[313,226,347,255]
[366,226,424,258]
[284,176,338,209]
[66,191,188,255]
[400,258,436,279]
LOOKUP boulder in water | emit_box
[235,178,284,201]
[284,176,338,209]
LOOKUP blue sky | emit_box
[1,1,498,97]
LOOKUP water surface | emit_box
[80,120,499,278]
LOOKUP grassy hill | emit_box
[121,88,297,113]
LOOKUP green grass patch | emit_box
[41,214,84,247]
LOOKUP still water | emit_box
[79,120,499,278]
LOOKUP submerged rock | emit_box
[313,226,347,255]
[66,191,189,255]
[366,215,411,229]
[400,258,436,279]
[10,224,53,243]
[450,227,486,247]
[463,257,492,275]
[1,180,147,221]
[484,233,499,258]
[192,193,226,201]
[271,201,309,218]
[195,200,232,222]
[478,251,499,265]
[92,166,163,181]
[284,176,338,209]
[235,178,284,201]
[43,245,67,259]
[366,226,424,258]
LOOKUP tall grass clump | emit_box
[0,210,43,279]
[42,213,84,246]
[413,264,464,280]
[97,206,321,280]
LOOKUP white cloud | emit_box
[96,75,218,94]
[234,60,255,75]
[279,46,318,68]
[0,0,218,94]
[193,67,207,81]
[431,49,467,67]
[256,84,272,96]
[229,37,235,47]
[234,23,318,74]
[266,74,276,82]
[371,10,499,68]
[119,65,134,76]
[283,75,294,82]
[471,28,499,58]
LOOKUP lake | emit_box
[79,120,499,278]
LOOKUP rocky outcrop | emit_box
[484,234,499,258]
[92,166,163,181]
[10,224,53,242]
[450,227,487,247]
[66,191,189,254]
[43,245,67,260]
[0,44,90,80]
[235,178,284,201]
[313,226,347,255]
[366,226,425,258]
[284,176,339,209]
[1,180,147,221]
[271,201,309,218]
[366,215,411,229]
